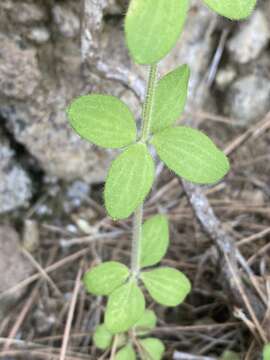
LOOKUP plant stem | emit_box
[131,204,143,275]
[131,64,158,275]
[110,335,119,360]
[141,64,158,142]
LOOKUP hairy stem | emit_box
[131,204,143,274]
[141,64,158,142]
[131,64,158,275]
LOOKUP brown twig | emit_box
[237,227,270,247]
[224,112,270,156]
[225,253,267,343]
[109,335,119,360]
[21,248,62,297]
[173,351,216,360]
[0,247,90,301]
[151,322,240,334]
[60,267,82,360]
[2,285,40,352]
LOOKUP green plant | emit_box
[264,344,270,360]
[67,0,256,358]
[93,309,163,359]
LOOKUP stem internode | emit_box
[131,64,158,275]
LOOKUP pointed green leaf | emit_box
[115,344,136,360]
[134,309,157,335]
[67,95,136,148]
[140,215,169,268]
[104,143,155,219]
[125,0,189,64]
[140,338,165,360]
[203,0,256,20]
[105,280,145,333]
[220,351,240,360]
[151,65,190,133]
[263,344,270,360]
[93,324,112,350]
[141,267,191,306]
[152,126,230,184]
[83,261,129,296]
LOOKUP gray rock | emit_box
[105,0,124,14]
[0,27,119,184]
[216,66,237,90]
[27,26,50,44]
[0,34,41,100]
[227,10,270,64]
[65,180,91,211]
[52,4,80,39]
[0,1,118,185]
[81,0,108,60]
[0,226,33,317]
[66,180,90,201]
[0,95,114,184]
[0,0,13,10]
[5,2,47,24]
[0,130,32,213]
[224,74,270,126]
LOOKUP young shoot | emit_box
[67,0,257,358]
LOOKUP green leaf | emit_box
[67,95,136,148]
[203,0,256,20]
[263,344,270,360]
[125,0,189,64]
[115,344,136,360]
[152,126,230,184]
[141,267,191,306]
[140,215,169,268]
[134,309,157,335]
[83,261,129,296]
[140,338,165,360]
[151,65,190,133]
[104,143,155,219]
[93,324,112,350]
[105,280,145,333]
[220,351,240,360]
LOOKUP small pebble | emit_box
[224,74,270,127]
[22,219,40,252]
[227,10,270,64]
[52,4,80,38]
[27,26,50,44]
[216,66,237,90]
